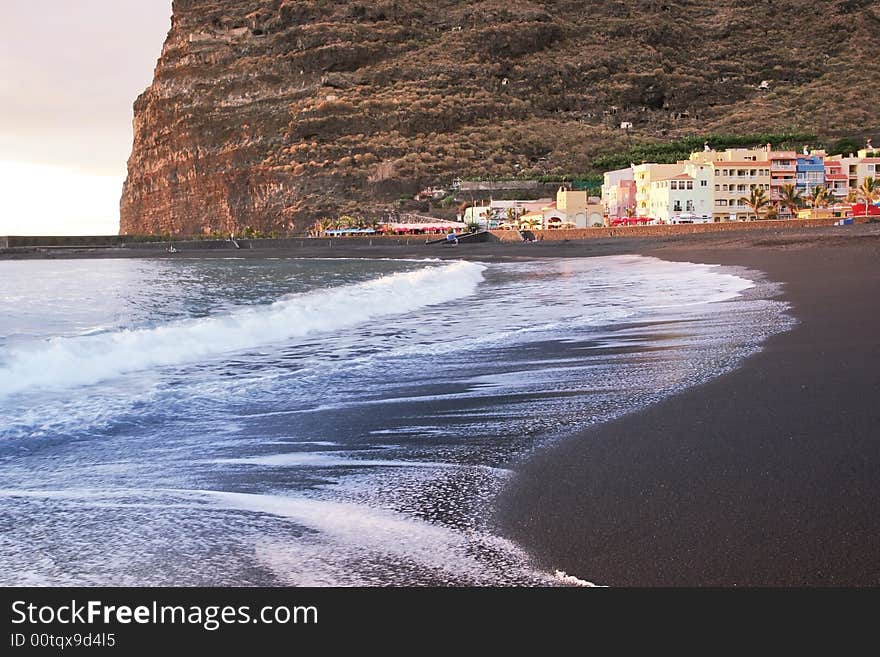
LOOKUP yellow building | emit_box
[556,187,588,222]
[540,187,604,228]
[690,148,772,221]
[632,163,685,218]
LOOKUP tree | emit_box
[857,177,878,217]
[520,215,543,230]
[808,186,832,215]
[739,187,769,220]
[778,183,804,219]
[829,137,861,156]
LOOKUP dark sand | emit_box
[498,226,880,586]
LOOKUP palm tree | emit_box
[337,215,357,229]
[810,186,832,207]
[739,187,769,221]
[778,184,803,219]
[520,215,543,231]
[857,177,878,218]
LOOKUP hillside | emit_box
[120,0,880,235]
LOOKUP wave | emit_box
[206,451,512,474]
[0,261,485,398]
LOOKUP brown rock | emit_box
[120,0,880,236]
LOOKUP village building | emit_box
[596,139,876,226]
[689,148,772,221]
[796,151,827,197]
[824,159,850,200]
[461,205,493,225]
[827,145,880,192]
[769,150,798,207]
[488,198,553,222]
[633,163,686,218]
[647,162,713,223]
[462,199,554,227]
[601,167,636,219]
[541,188,604,228]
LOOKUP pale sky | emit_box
[0,0,172,235]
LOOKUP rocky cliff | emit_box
[120,0,880,235]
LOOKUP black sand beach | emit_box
[5,224,879,586]
[498,227,880,586]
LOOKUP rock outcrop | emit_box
[121,0,880,235]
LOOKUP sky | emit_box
[0,0,172,235]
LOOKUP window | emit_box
[673,201,682,211]
[701,180,708,187]
[715,169,721,176]
[716,199,728,206]
[687,181,694,190]
[670,181,677,190]
[686,200,694,211]
[715,184,720,191]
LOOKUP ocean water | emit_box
[0,255,791,586]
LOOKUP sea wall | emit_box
[0,235,125,248]
[489,218,857,242]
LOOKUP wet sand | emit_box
[498,226,880,586]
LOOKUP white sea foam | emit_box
[0,261,485,397]
[200,490,541,585]
[553,569,602,587]
[207,451,511,474]
[209,452,453,468]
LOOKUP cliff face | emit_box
[121,0,880,235]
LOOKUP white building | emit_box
[647,163,713,223]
